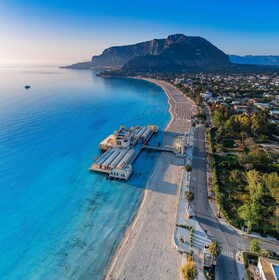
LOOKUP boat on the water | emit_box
[25,85,31,89]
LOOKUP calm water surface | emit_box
[0,66,169,279]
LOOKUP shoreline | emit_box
[138,78,176,131]
[103,77,191,280]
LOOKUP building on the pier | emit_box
[90,125,157,180]
[176,134,187,156]
[114,126,135,148]
[109,165,132,181]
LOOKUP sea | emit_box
[0,66,170,280]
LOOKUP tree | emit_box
[229,170,243,186]
[212,111,225,128]
[239,170,276,233]
[246,170,264,202]
[250,239,260,253]
[215,143,223,154]
[185,164,192,172]
[185,191,194,209]
[208,240,222,265]
[264,173,279,202]
[181,259,197,280]
[239,202,261,233]
[224,118,235,137]
[260,249,270,257]
[251,112,268,136]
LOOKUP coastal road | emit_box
[191,125,243,280]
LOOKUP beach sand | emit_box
[104,79,193,280]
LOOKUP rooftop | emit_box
[259,257,279,280]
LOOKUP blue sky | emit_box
[0,0,278,64]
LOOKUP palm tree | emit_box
[208,240,222,266]
[185,191,194,209]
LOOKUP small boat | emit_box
[25,85,31,89]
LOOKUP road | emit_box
[191,125,243,280]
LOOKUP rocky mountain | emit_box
[64,34,278,73]
[64,34,232,71]
[229,55,279,66]
[122,34,232,72]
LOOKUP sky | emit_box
[0,0,279,65]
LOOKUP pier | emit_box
[142,145,176,154]
[89,125,187,180]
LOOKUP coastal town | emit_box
[3,1,279,280]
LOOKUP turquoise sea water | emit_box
[0,66,169,280]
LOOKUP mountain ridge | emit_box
[63,34,279,72]
[64,34,232,71]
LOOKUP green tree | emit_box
[239,202,261,233]
[236,114,251,134]
[181,259,197,280]
[208,240,222,265]
[264,173,279,202]
[212,111,225,128]
[246,170,264,202]
[224,118,235,137]
[250,239,260,253]
[251,112,268,136]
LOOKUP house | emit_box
[200,91,212,100]
[258,257,279,280]
[269,110,279,120]
[254,103,270,110]
[233,105,249,114]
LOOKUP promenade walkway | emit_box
[174,125,209,280]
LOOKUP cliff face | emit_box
[64,34,232,71]
[90,38,166,67]
[64,38,166,69]
[122,34,232,71]
[229,55,279,66]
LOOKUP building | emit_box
[176,134,187,156]
[91,125,158,180]
[109,165,132,181]
[200,91,212,100]
[270,110,279,120]
[114,126,135,148]
[258,257,279,280]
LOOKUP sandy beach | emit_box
[104,78,194,280]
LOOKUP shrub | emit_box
[243,252,249,269]
[181,259,197,280]
[245,269,252,280]
[250,239,260,254]
[176,224,189,229]
[185,164,192,172]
